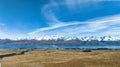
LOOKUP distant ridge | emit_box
[34,36,120,41]
[0,36,120,46]
[1,36,120,41]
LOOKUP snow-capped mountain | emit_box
[100,36,120,41]
[80,36,120,41]
[36,36,120,41]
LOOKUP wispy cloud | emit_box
[0,21,6,38]
[41,0,61,26]
[65,0,98,10]
[0,23,5,26]
[1,0,120,39]
[28,14,120,38]
[0,19,5,26]
[41,0,98,26]
[28,0,120,38]
[0,22,26,39]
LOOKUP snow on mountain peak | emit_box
[35,36,120,41]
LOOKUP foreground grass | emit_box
[1,49,120,67]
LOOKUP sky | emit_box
[0,0,120,39]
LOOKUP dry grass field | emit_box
[0,49,120,67]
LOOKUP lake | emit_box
[0,45,120,49]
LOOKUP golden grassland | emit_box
[0,49,120,67]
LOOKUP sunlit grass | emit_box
[1,50,120,67]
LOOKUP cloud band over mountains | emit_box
[28,15,120,38]
[0,0,120,39]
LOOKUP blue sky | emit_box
[0,0,120,39]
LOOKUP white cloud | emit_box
[29,22,85,35]
[41,0,98,26]
[65,0,98,10]
[28,14,120,38]
[41,0,61,26]
[27,0,120,38]
[0,22,27,39]
[1,0,120,39]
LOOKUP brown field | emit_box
[0,49,120,67]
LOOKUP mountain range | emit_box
[0,36,120,46]
[35,36,120,41]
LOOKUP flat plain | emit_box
[0,49,120,67]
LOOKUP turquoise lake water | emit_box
[0,45,120,49]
